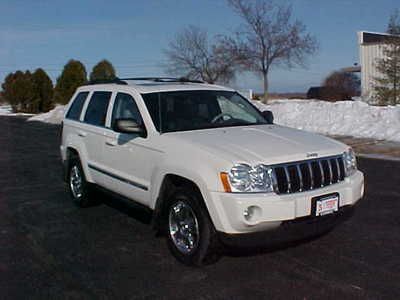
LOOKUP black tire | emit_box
[165,187,221,266]
[67,155,94,207]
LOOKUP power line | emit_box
[0,59,169,68]
[0,64,165,73]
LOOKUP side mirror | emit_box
[113,118,146,136]
[262,110,274,124]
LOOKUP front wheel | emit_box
[165,188,221,266]
[67,156,94,207]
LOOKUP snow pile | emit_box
[0,105,34,116]
[27,105,66,124]
[253,99,400,142]
[0,105,12,115]
[25,99,400,143]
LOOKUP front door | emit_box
[102,92,160,206]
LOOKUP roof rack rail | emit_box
[87,78,128,85]
[119,77,205,84]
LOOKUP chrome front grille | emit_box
[272,155,345,194]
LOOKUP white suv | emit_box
[60,78,364,266]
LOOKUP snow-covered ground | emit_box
[254,99,400,142]
[23,99,400,143]
[27,105,65,124]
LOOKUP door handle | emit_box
[105,140,117,147]
[77,131,87,137]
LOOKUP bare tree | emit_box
[164,26,236,83]
[226,0,318,102]
[322,71,360,101]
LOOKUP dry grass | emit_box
[253,93,307,100]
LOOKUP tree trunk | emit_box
[262,72,269,104]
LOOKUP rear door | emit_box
[81,91,114,187]
[61,91,90,158]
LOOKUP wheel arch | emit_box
[151,173,219,233]
[64,146,93,183]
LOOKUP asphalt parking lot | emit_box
[1,117,399,299]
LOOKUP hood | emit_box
[165,125,348,165]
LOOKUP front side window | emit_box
[142,90,267,133]
[66,92,89,120]
[216,95,259,123]
[84,91,112,127]
[111,93,143,128]
[141,92,160,131]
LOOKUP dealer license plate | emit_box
[313,193,339,216]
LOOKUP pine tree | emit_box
[374,40,400,105]
[32,68,54,113]
[89,59,116,83]
[2,72,17,109]
[373,12,400,105]
[2,71,36,112]
[387,10,400,35]
[54,60,87,104]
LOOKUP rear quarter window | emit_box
[66,92,89,120]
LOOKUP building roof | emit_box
[359,31,400,45]
[341,66,361,73]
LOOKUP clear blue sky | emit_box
[0,0,398,93]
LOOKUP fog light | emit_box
[243,207,253,221]
[243,206,261,222]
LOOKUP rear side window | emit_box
[84,91,112,127]
[66,92,89,120]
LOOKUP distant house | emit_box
[307,87,325,99]
[358,31,400,102]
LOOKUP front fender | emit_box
[150,163,225,232]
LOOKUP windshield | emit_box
[142,90,268,133]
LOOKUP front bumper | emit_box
[218,204,355,248]
[207,170,364,234]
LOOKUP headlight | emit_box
[227,163,274,193]
[343,148,357,177]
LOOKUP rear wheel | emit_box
[67,156,94,207]
[165,187,221,266]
